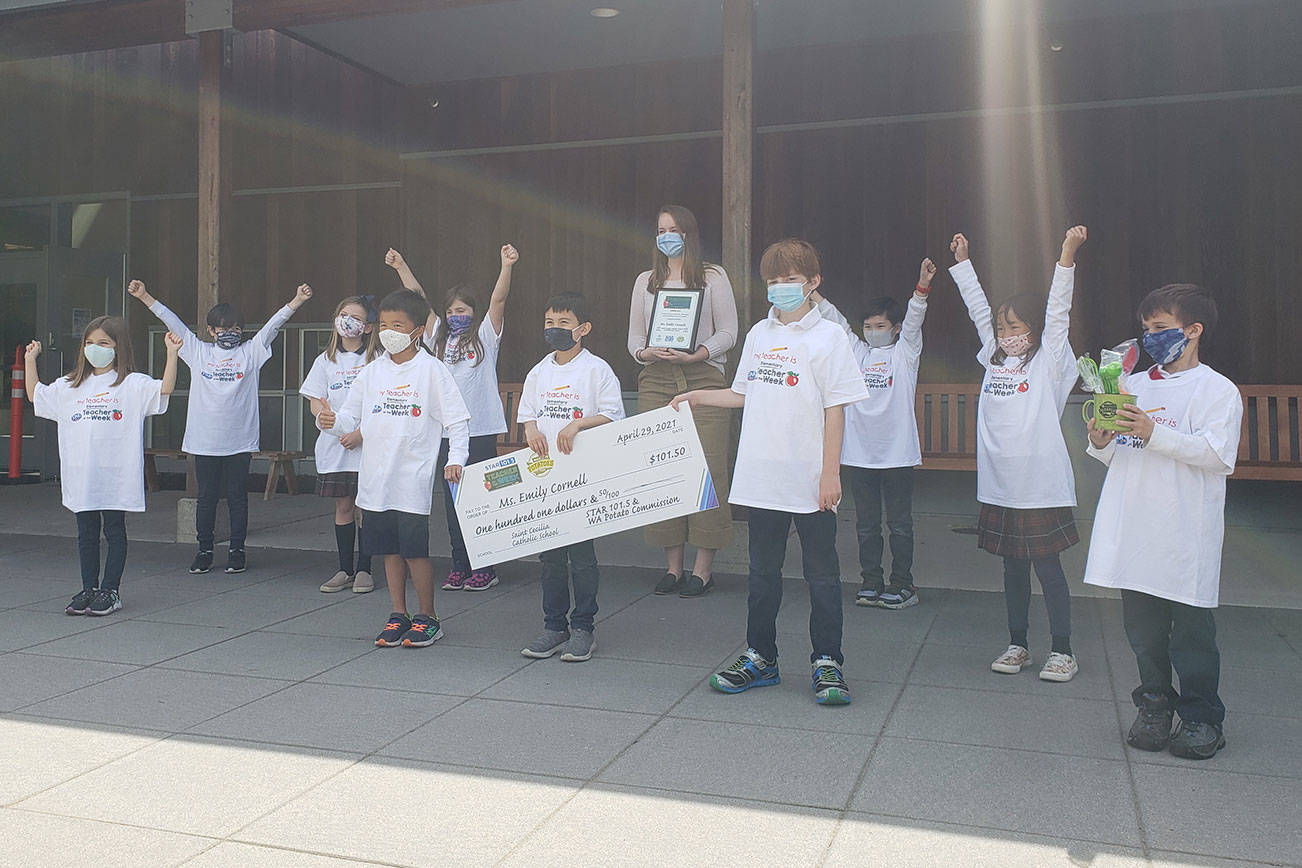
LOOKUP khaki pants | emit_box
[636,361,734,550]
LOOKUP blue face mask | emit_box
[1142,328,1189,365]
[767,281,810,312]
[656,232,685,259]
[447,314,473,337]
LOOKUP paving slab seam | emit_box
[0,727,172,811]
[493,645,745,865]
[817,603,940,867]
[5,657,148,715]
[181,839,406,868]
[1098,596,1154,860]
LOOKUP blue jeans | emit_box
[540,540,599,634]
[194,452,251,550]
[745,507,843,665]
[76,510,127,591]
[846,465,915,589]
[1122,589,1225,725]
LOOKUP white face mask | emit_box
[379,327,419,355]
[863,328,895,349]
[83,344,116,369]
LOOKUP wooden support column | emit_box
[197,28,231,316]
[722,0,755,319]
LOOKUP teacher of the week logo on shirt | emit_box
[982,365,1031,397]
[1116,406,1173,450]
[72,391,125,422]
[540,385,584,422]
[375,384,422,417]
[746,347,802,387]
[862,359,893,390]
[201,357,245,383]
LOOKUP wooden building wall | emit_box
[2,1,1299,390]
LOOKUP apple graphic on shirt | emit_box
[235,372,243,380]
[466,351,475,361]
[112,410,123,421]
[1017,380,1029,393]
[411,405,422,417]
[572,408,583,419]
[785,372,799,387]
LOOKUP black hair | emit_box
[860,296,904,327]
[378,289,432,328]
[205,303,243,330]
[544,292,592,325]
[990,292,1047,368]
[1138,283,1217,337]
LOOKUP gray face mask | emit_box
[863,327,895,349]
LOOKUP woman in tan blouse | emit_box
[628,205,739,597]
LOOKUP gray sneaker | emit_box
[559,629,595,662]
[521,629,570,659]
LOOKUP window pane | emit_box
[259,395,284,451]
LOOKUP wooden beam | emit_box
[0,0,187,61]
[232,0,509,32]
[722,0,755,320]
[197,28,230,315]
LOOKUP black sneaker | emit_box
[88,589,121,616]
[854,585,883,607]
[1168,720,1225,760]
[678,574,714,598]
[400,614,443,648]
[879,585,919,610]
[710,649,780,694]
[1126,693,1174,752]
[66,588,97,616]
[224,549,246,574]
[189,550,214,574]
[653,572,682,595]
[812,656,851,705]
[376,612,413,647]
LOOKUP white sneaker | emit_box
[352,570,374,594]
[1039,652,1078,682]
[991,644,1032,674]
[319,570,353,593]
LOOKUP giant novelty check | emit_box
[451,405,719,569]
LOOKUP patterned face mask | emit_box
[1142,328,1190,365]
[214,329,242,350]
[447,314,473,337]
[335,315,366,339]
[998,332,1032,358]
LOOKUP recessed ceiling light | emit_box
[428,98,440,109]
[590,7,620,18]
[1049,39,1063,52]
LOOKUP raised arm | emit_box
[1041,226,1086,359]
[947,234,995,352]
[385,248,437,335]
[815,295,858,343]
[252,283,310,351]
[23,340,42,403]
[898,258,935,355]
[129,280,200,357]
[160,333,182,395]
[486,244,518,334]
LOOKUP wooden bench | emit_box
[144,448,187,492]
[496,382,529,454]
[256,450,305,500]
[1234,386,1302,481]
[915,384,981,471]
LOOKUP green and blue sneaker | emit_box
[813,657,851,705]
[710,648,780,694]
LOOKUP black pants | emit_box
[1003,555,1072,647]
[194,452,252,551]
[746,507,843,665]
[540,540,599,634]
[76,510,127,591]
[436,434,501,572]
[1122,589,1225,725]
[846,465,915,589]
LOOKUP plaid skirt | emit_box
[977,504,1078,559]
[315,471,359,498]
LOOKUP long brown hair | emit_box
[649,204,720,292]
[431,284,486,367]
[325,296,380,363]
[990,293,1047,368]
[67,315,134,388]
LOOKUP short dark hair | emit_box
[545,292,592,325]
[205,303,243,329]
[861,296,904,327]
[378,289,432,328]
[1138,283,1217,337]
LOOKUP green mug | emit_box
[1082,393,1135,432]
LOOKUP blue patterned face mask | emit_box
[447,314,473,337]
[656,232,685,258]
[1142,328,1189,365]
[214,329,242,350]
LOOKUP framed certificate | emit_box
[646,288,704,351]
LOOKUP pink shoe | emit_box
[463,570,499,591]
[442,570,468,590]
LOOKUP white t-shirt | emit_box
[516,349,625,447]
[729,306,871,514]
[149,301,294,456]
[324,351,471,515]
[300,348,369,474]
[33,371,168,513]
[818,295,927,469]
[951,259,1079,509]
[423,316,508,437]
[1084,364,1242,607]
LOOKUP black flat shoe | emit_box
[653,572,682,595]
[679,574,714,598]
